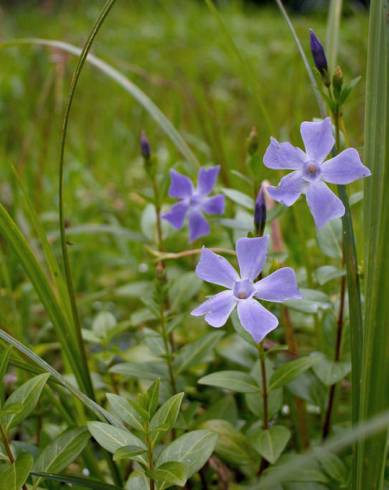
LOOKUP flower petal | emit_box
[306,180,345,228]
[300,118,334,163]
[237,299,278,343]
[162,202,188,229]
[168,169,193,199]
[255,267,301,302]
[321,148,371,184]
[236,236,269,281]
[191,290,236,328]
[267,171,304,206]
[197,166,220,195]
[263,137,306,170]
[188,210,210,242]
[195,248,239,288]
[202,194,225,215]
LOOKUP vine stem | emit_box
[0,424,28,490]
[257,342,270,475]
[150,171,177,396]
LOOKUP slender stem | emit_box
[147,246,235,261]
[0,424,14,463]
[322,272,346,439]
[258,343,269,429]
[150,172,177,396]
[145,426,155,490]
[283,308,310,449]
[58,0,118,400]
[0,424,28,490]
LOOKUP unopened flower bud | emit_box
[333,65,343,97]
[309,30,330,86]
[140,131,151,161]
[254,184,267,237]
[247,126,259,157]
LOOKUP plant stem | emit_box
[0,424,28,490]
[150,172,177,396]
[322,272,346,439]
[258,343,269,430]
[145,427,155,490]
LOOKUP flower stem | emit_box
[150,173,177,396]
[258,342,269,429]
[145,426,155,490]
[0,424,28,490]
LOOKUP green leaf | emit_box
[255,426,291,464]
[157,430,218,481]
[87,422,146,455]
[312,353,351,386]
[150,392,184,440]
[3,373,50,430]
[106,394,144,431]
[126,470,149,490]
[109,361,168,381]
[285,289,332,314]
[358,1,389,486]
[30,472,123,490]
[149,461,186,486]
[317,219,342,259]
[222,188,254,209]
[314,265,345,286]
[0,453,33,490]
[32,427,90,489]
[269,357,318,391]
[113,445,147,462]
[314,448,347,483]
[198,370,260,393]
[201,419,256,466]
[174,331,224,374]
[92,311,117,339]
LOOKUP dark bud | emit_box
[254,184,267,237]
[332,65,343,98]
[140,131,151,161]
[247,126,259,157]
[309,29,330,86]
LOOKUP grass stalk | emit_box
[357,0,389,487]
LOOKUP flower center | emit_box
[189,193,202,207]
[233,279,255,300]
[303,160,321,182]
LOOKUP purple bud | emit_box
[309,29,328,76]
[254,184,267,237]
[140,131,151,160]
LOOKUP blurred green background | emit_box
[0,0,368,316]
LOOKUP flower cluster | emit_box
[162,116,370,343]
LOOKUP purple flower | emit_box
[263,118,371,228]
[162,166,225,242]
[191,236,301,343]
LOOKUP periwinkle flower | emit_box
[162,166,225,242]
[191,236,301,343]
[263,117,371,228]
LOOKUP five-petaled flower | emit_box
[191,236,301,343]
[263,117,371,228]
[162,166,225,242]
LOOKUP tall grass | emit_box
[358,0,389,487]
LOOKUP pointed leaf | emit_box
[199,370,260,393]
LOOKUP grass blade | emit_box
[358,0,389,488]
[326,0,343,74]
